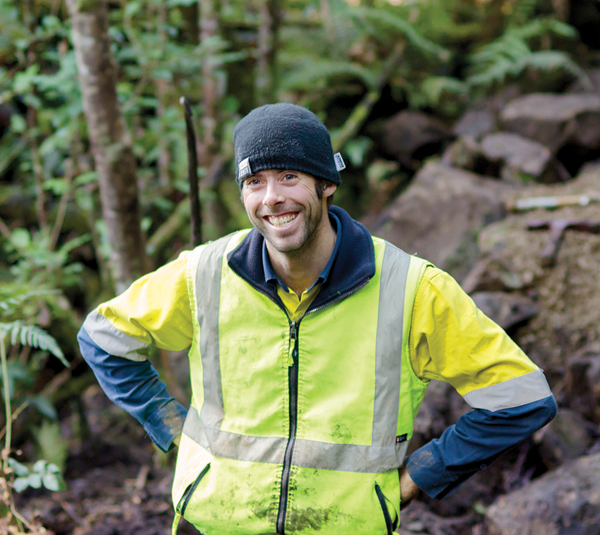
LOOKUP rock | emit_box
[485,452,600,535]
[453,109,496,139]
[380,111,452,166]
[480,132,556,183]
[567,69,600,94]
[501,93,600,152]
[476,163,600,372]
[471,292,538,330]
[533,409,593,469]
[440,135,481,170]
[364,162,511,280]
[460,255,524,294]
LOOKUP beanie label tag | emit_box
[239,157,252,178]
[334,153,346,171]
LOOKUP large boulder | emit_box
[380,111,453,167]
[501,93,600,152]
[485,452,600,535]
[480,132,556,183]
[364,162,511,280]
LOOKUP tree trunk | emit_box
[256,0,281,105]
[198,0,229,240]
[67,0,149,294]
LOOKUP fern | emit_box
[0,321,67,367]
[281,59,378,91]
[467,17,590,91]
[0,289,60,318]
[349,7,450,61]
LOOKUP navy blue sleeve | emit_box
[77,326,188,453]
[406,395,557,499]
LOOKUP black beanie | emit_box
[233,103,343,187]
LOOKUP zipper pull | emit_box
[288,321,297,366]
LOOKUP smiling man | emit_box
[78,103,556,535]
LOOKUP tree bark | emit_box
[256,0,281,105]
[198,0,229,240]
[66,0,149,294]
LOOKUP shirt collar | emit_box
[262,211,342,293]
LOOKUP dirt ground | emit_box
[15,385,198,535]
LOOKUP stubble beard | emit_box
[261,201,323,255]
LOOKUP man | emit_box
[78,103,556,535]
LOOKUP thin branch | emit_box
[0,217,13,242]
[332,42,405,153]
[1,338,11,473]
[49,170,74,251]
[0,401,30,442]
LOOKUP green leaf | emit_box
[11,229,31,249]
[74,171,98,186]
[13,477,31,493]
[167,0,197,5]
[33,459,48,473]
[345,137,373,167]
[42,473,65,492]
[28,473,42,488]
[47,463,61,474]
[124,1,141,18]
[7,457,30,477]
[28,395,58,419]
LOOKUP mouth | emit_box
[265,213,298,228]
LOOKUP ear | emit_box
[322,182,337,199]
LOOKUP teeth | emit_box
[268,214,297,227]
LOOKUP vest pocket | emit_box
[375,483,398,535]
[177,462,211,518]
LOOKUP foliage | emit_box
[8,458,66,493]
[0,290,68,534]
[467,18,590,92]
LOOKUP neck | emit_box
[266,212,336,297]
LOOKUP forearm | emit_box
[406,395,557,499]
[78,326,187,452]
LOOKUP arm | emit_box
[78,250,194,452]
[404,267,557,499]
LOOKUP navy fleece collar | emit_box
[227,206,375,313]
[262,212,341,292]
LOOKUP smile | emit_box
[266,213,297,227]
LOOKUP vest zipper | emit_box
[177,463,211,517]
[276,320,299,535]
[228,266,371,533]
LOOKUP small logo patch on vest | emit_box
[396,434,407,444]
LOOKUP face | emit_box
[241,170,336,255]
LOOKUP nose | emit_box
[262,179,285,207]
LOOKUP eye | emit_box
[245,177,261,186]
[283,173,296,181]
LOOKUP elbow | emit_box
[541,394,558,426]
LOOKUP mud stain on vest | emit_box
[332,423,352,441]
[286,506,338,531]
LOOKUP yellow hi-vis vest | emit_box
[171,231,431,535]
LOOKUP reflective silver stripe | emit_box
[82,309,149,362]
[184,407,286,464]
[294,437,408,473]
[372,244,411,447]
[462,369,553,412]
[183,407,408,473]
[195,236,234,430]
